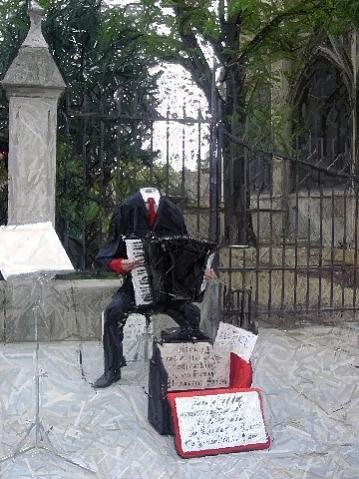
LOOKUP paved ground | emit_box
[0,322,358,478]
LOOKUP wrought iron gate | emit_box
[1,78,356,321]
[57,100,213,270]
[218,141,359,319]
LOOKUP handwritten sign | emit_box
[215,322,257,362]
[159,342,230,391]
[167,388,270,457]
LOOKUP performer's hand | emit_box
[121,259,140,273]
[204,268,217,281]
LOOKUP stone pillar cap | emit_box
[23,1,47,48]
[1,0,66,92]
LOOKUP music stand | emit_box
[0,222,96,476]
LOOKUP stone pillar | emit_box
[1,1,65,226]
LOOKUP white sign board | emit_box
[168,389,269,457]
[159,342,230,391]
[215,322,258,362]
[0,222,74,278]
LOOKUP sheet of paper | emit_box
[200,252,215,293]
[0,222,73,279]
[175,390,268,452]
[215,322,258,362]
[159,342,230,391]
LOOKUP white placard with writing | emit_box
[0,222,73,279]
[175,390,268,452]
[159,342,230,391]
[215,322,257,362]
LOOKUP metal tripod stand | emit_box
[0,274,96,476]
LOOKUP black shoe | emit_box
[93,369,122,389]
[190,329,210,341]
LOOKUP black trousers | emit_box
[103,289,201,373]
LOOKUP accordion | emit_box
[126,236,216,308]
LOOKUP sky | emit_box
[150,64,210,172]
[107,0,210,172]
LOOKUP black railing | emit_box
[222,286,256,333]
[219,146,359,319]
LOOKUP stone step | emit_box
[219,246,356,268]
[220,269,358,310]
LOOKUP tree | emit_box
[128,0,359,243]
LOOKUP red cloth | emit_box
[229,353,253,388]
[107,258,126,275]
[146,197,157,228]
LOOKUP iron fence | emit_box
[222,286,256,333]
[1,91,358,322]
[218,141,359,319]
[57,101,212,270]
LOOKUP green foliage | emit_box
[308,0,359,35]
[1,0,358,249]
[129,0,359,243]
[132,0,359,155]
[228,0,256,17]
[108,158,181,203]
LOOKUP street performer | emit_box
[94,187,215,388]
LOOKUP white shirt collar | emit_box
[140,187,161,207]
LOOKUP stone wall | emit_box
[0,278,220,343]
[219,245,358,312]
[0,279,117,342]
[251,190,357,246]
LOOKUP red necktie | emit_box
[146,197,157,228]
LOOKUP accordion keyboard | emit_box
[125,238,153,307]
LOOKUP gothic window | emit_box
[294,58,351,188]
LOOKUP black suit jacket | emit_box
[96,192,187,293]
